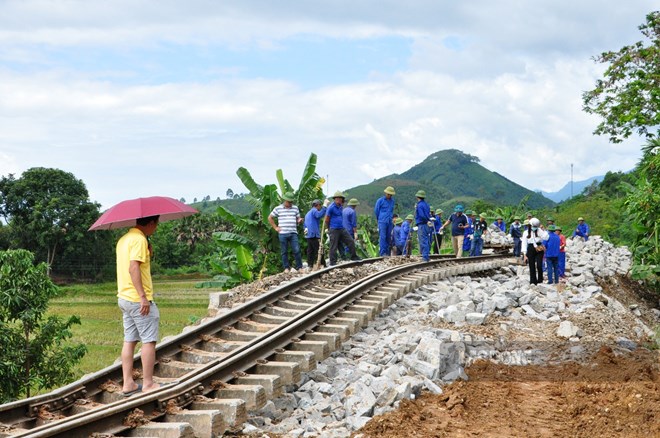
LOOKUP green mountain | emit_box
[343,149,554,215]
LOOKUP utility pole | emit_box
[570,163,574,199]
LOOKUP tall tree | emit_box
[0,168,106,275]
[0,249,86,401]
[583,11,660,143]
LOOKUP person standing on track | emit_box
[414,190,432,262]
[374,186,396,256]
[116,215,162,396]
[304,198,329,268]
[325,191,358,265]
[441,205,468,258]
[268,192,304,273]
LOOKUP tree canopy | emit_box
[0,167,110,276]
[583,11,660,143]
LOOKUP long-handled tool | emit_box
[314,213,327,270]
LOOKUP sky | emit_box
[0,0,655,210]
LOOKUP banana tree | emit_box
[205,153,326,287]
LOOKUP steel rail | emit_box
[21,254,508,437]
[0,258,381,432]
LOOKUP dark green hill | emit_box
[343,149,554,215]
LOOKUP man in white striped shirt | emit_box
[268,192,304,272]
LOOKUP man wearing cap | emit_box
[492,216,506,233]
[572,217,590,241]
[343,198,360,243]
[268,192,303,273]
[470,213,489,257]
[401,214,414,256]
[414,190,432,261]
[374,186,396,256]
[441,205,469,257]
[509,216,523,259]
[304,198,330,268]
[544,225,561,284]
[431,207,444,254]
[325,191,358,265]
[392,217,404,255]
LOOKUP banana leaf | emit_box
[213,231,257,250]
[276,169,294,196]
[237,167,263,198]
[235,245,255,281]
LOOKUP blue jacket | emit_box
[342,207,358,235]
[447,213,468,236]
[400,221,412,245]
[493,220,506,232]
[415,200,431,225]
[509,222,522,238]
[374,196,395,223]
[393,224,404,247]
[304,206,326,238]
[433,214,443,232]
[544,232,561,257]
[574,223,590,237]
[326,203,344,229]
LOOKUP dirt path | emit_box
[355,347,659,438]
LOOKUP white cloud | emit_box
[0,0,654,208]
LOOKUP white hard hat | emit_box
[530,217,541,227]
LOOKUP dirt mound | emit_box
[355,347,659,438]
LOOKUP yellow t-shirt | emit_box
[116,228,153,302]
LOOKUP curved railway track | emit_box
[0,254,511,437]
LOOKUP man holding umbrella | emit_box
[89,196,198,396]
[116,215,161,396]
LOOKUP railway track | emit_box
[0,254,511,437]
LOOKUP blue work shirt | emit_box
[575,223,590,237]
[342,207,358,235]
[326,202,344,229]
[415,200,431,225]
[447,213,468,236]
[509,223,522,238]
[544,232,561,257]
[400,221,412,244]
[492,220,506,232]
[304,206,326,238]
[433,214,443,233]
[374,196,395,223]
[393,224,404,247]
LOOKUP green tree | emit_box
[583,11,660,143]
[0,168,108,277]
[624,140,660,285]
[201,153,325,288]
[0,250,86,401]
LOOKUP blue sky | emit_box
[0,1,656,209]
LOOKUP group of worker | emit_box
[268,186,592,279]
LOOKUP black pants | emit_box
[527,244,544,284]
[432,233,443,254]
[329,228,356,265]
[306,237,325,267]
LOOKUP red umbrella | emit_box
[89,196,198,231]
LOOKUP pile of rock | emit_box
[483,224,513,246]
[241,236,648,437]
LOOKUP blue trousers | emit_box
[558,252,566,276]
[278,233,302,270]
[513,237,521,257]
[546,256,559,284]
[378,220,393,256]
[469,236,483,256]
[417,223,431,261]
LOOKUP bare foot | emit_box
[141,383,161,393]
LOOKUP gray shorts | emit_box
[118,298,160,343]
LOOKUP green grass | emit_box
[49,280,218,377]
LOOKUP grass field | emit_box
[50,279,216,378]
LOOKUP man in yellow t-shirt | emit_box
[116,215,160,396]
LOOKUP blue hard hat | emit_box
[454,204,464,212]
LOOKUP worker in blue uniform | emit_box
[342,199,360,256]
[392,217,404,255]
[304,199,329,267]
[414,190,432,262]
[401,214,414,256]
[572,217,590,241]
[463,210,475,256]
[374,186,396,256]
[493,216,506,232]
[431,208,444,254]
[325,191,358,265]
